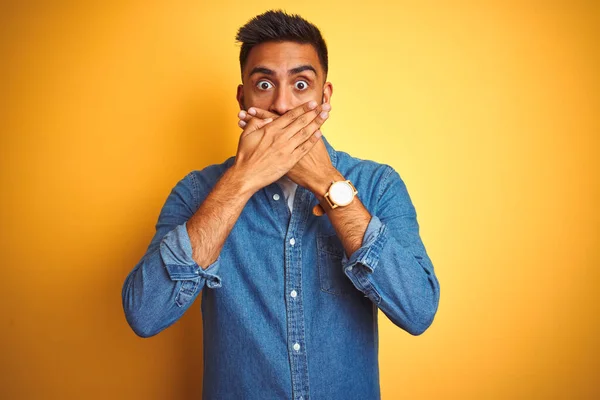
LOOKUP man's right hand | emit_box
[231,100,329,194]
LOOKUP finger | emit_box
[266,100,319,130]
[246,107,278,120]
[238,110,253,125]
[239,115,267,127]
[285,105,329,143]
[291,130,323,160]
[241,116,272,137]
[238,110,277,128]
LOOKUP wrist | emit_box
[225,164,260,200]
[309,168,345,201]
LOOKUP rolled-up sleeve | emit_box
[342,167,440,336]
[161,222,222,288]
[121,172,222,338]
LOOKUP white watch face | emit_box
[329,181,354,206]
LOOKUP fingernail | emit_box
[238,110,246,119]
[239,120,246,128]
[308,101,317,109]
[322,103,331,111]
[248,108,257,116]
[314,130,322,138]
[264,118,273,123]
[320,111,329,119]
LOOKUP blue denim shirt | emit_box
[122,136,440,400]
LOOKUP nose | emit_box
[268,86,294,116]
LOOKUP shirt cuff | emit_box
[342,215,388,274]
[159,221,222,289]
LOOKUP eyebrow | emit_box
[249,64,318,78]
[289,65,317,75]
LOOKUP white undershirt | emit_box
[276,176,298,213]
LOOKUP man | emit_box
[122,10,440,400]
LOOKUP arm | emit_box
[291,152,439,335]
[189,100,329,269]
[326,167,440,336]
[186,166,255,269]
[121,168,252,338]
[122,102,329,337]
[301,161,439,335]
[239,108,440,335]
[307,169,371,258]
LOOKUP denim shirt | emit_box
[122,136,440,400]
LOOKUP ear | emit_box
[236,84,245,110]
[322,82,333,104]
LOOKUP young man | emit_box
[122,10,440,400]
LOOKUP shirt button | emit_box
[299,397,304,400]
[293,343,300,351]
[347,265,353,272]
[273,193,280,201]
[290,290,297,298]
[289,238,296,246]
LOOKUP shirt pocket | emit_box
[317,233,355,296]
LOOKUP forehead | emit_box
[243,41,322,78]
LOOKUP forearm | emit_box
[123,239,218,337]
[343,217,440,335]
[186,165,256,268]
[122,171,224,337]
[326,199,371,257]
[309,167,439,335]
[337,167,440,335]
[309,170,371,258]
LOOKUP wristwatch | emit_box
[312,179,358,216]
[325,180,358,208]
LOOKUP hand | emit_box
[237,103,330,130]
[237,103,338,195]
[232,101,330,194]
[285,138,341,196]
[237,107,278,129]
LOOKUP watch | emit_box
[324,180,358,209]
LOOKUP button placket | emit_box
[283,187,311,400]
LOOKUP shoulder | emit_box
[188,156,235,189]
[334,149,409,213]
[336,149,394,176]
[173,156,235,207]
[335,149,395,193]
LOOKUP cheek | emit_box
[287,91,318,109]
[296,90,319,100]
[295,90,322,104]
[243,89,273,109]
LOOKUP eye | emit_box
[294,80,309,91]
[256,80,273,90]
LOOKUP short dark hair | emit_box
[235,10,328,79]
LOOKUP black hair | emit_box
[235,10,328,78]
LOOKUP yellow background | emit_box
[1,1,598,399]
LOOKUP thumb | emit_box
[241,117,273,137]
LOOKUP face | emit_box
[237,41,333,116]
